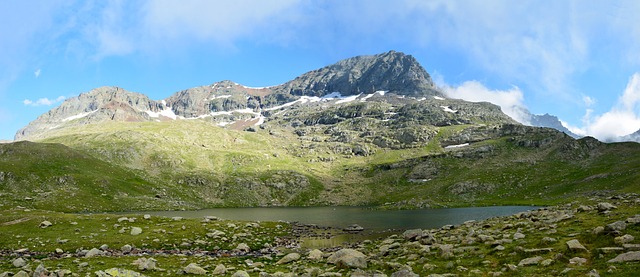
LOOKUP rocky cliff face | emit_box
[15,87,164,140]
[274,51,440,97]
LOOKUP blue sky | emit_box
[2,1,640,141]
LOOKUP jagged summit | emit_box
[15,87,166,140]
[274,51,441,97]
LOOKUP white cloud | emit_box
[23,96,66,107]
[34,68,41,78]
[573,73,640,141]
[442,81,530,124]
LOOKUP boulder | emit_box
[12,257,26,268]
[566,239,588,252]
[39,220,52,228]
[33,263,48,276]
[597,202,616,212]
[614,234,634,245]
[402,229,423,241]
[235,243,251,252]
[85,248,104,257]
[184,263,206,275]
[277,253,301,264]
[391,269,419,277]
[95,268,146,277]
[569,257,587,265]
[608,251,640,263]
[212,264,226,275]
[327,249,368,269]
[518,256,543,266]
[132,258,157,271]
[231,271,250,277]
[606,221,627,232]
[308,249,324,261]
[130,227,143,235]
[343,224,364,232]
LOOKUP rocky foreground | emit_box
[1,194,639,276]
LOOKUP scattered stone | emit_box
[569,257,587,265]
[12,257,26,268]
[133,257,157,271]
[597,202,617,212]
[513,232,525,240]
[327,249,368,269]
[541,259,554,266]
[212,264,226,275]
[577,205,592,212]
[34,263,48,276]
[390,269,418,277]
[606,221,627,232]
[171,217,183,221]
[593,226,605,235]
[277,253,301,264]
[614,234,634,245]
[623,244,640,250]
[343,224,364,232]
[494,245,505,251]
[518,256,543,266]
[402,229,422,241]
[184,263,206,275]
[439,244,454,259]
[308,249,324,261]
[100,244,109,250]
[117,217,129,222]
[130,227,143,235]
[524,248,553,254]
[143,214,151,220]
[85,248,104,257]
[235,243,251,252]
[626,215,640,224]
[13,271,29,277]
[231,271,250,277]
[599,247,624,253]
[121,244,133,253]
[55,248,64,254]
[566,239,588,252]
[95,268,146,277]
[608,251,640,263]
[39,220,52,228]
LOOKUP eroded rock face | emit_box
[275,51,440,98]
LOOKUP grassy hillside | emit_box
[0,118,632,212]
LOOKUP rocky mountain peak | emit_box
[274,50,441,97]
[15,86,162,140]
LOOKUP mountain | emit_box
[619,128,640,142]
[7,50,640,212]
[529,113,580,138]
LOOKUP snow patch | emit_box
[322,92,343,99]
[62,110,98,122]
[445,143,469,149]
[336,94,361,104]
[360,90,387,102]
[254,115,265,126]
[146,107,178,120]
[209,95,232,101]
[434,96,445,100]
[440,106,457,113]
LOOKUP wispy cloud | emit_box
[564,73,640,141]
[34,68,41,78]
[23,96,66,107]
[441,81,530,124]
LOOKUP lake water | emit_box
[143,206,538,231]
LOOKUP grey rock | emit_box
[95,268,146,277]
[597,202,617,212]
[39,220,52,228]
[276,253,301,264]
[623,244,640,250]
[132,257,157,271]
[569,257,587,265]
[231,270,250,277]
[184,263,206,275]
[402,229,423,241]
[308,249,324,261]
[566,239,588,252]
[327,249,368,269]
[608,251,640,262]
[12,257,26,268]
[121,244,133,253]
[614,234,634,244]
[130,227,143,235]
[34,263,48,276]
[587,269,600,277]
[13,271,29,277]
[518,256,543,266]
[212,264,226,275]
[343,224,364,232]
[513,232,525,240]
[606,221,627,232]
[599,247,624,253]
[390,269,418,277]
[85,248,103,257]
[235,243,251,252]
